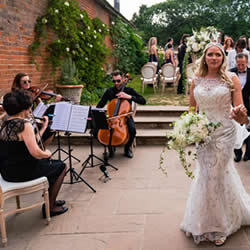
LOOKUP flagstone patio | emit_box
[3,145,250,250]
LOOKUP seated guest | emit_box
[0,90,68,217]
[96,70,146,158]
[163,43,176,67]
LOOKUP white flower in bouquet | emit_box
[160,111,221,178]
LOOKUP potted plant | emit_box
[56,57,84,104]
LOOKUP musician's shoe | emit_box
[55,200,66,207]
[42,204,68,219]
[124,148,133,158]
[243,153,250,161]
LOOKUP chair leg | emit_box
[142,83,144,94]
[162,83,165,94]
[15,196,20,209]
[0,208,7,247]
[43,189,50,225]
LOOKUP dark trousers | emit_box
[234,135,250,157]
[177,64,184,94]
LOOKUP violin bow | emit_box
[29,112,45,151]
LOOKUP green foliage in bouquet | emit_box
[160,110,221,178]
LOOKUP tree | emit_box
[132,0,250,46]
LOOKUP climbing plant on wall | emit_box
[29,0,109,90]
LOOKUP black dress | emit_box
[0,118,65,186]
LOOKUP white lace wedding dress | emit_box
[180,75,250,244]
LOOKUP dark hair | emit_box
[235,39,246,49]
[167,38,173,43]
[111,70,123,77]
[235,53,248,61]
[167,43,172,49]
[3,90,33,116]
[180,34,190,44]
[11,73,28,91]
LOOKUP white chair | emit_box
[141,64,158,94]
[185,63,196,95]
[0,175,50,247]
[160,64,180,93]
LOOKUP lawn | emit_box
[126,74,189,106]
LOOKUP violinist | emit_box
[11,73,62,147]
[0,90,68,217]
[97,70,146,158]
[11,73,63,103]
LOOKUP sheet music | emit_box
[68,105,89,133]
[50,102,89,133]
[50,102,72,131]
[32,102,49,118]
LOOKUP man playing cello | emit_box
[96,70,146,158]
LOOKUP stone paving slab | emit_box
[2,145,250,250]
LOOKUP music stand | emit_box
[78,108,118,182]
[49,103,96,192]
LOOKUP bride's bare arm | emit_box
[189,81,197,112]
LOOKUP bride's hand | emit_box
[230,104,249,124]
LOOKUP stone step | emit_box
[135,105,187,117]
[134,116,176,129]
[53,128,170,146]
[52,106,187,146]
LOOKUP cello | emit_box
[97,82,133,146]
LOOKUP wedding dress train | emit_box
[180,75,250,244]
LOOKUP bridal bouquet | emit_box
[160,111,221,178]
[186,26,220,58]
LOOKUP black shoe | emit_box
[42,204,68,218]
[55,200,66,206]
[124,148,133,158]
[243,154,250,161]
[234,155,242,162]
[234,149,242,162]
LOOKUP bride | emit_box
[180,42,250,246]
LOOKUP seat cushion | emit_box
[0,175,48,193]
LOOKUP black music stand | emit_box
[51,130,81,163]
[63,131,96,192]
[49,103,96,192]
[78,108,118,183]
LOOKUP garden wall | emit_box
[0,0,113,93]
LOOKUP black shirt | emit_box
[96,86,146,108]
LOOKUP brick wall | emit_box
[0,0,114,93]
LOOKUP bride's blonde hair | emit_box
[196,42,234,90]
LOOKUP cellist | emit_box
[97,70,146,158]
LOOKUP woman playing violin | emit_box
[11,73,63,103]
[96,70,146,158]
[11,73,62,147]
[0,90,68,217]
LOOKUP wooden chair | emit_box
[0,175,50,247]
[185,63,196,95]
[159,64,180,93]
[141,64,158,94]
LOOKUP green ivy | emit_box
[29,0,109,89]
[110,18,147,74]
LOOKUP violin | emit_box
[28,85,70,102]
[97,82,132,146]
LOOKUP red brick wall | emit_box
[0,0,114,93]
